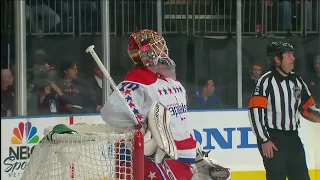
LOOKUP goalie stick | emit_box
[85,45,141,128]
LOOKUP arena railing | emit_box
[2,0,318,37]
[304,0,320,35]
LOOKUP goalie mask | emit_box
[128,29,176,79]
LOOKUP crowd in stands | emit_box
[188,57,320,110]
[2,54,319,117]
[1,55,104,116]
[1,0,320,117]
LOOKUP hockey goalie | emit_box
[100,29,231,180]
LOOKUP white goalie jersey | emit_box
[101,66,197,164]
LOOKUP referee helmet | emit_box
[266,42,294,64]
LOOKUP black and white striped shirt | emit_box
[248,68,320,142]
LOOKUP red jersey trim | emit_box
[125,67,169,85]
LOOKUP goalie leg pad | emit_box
[146,101,178,163]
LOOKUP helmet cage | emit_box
[128,29,175,67]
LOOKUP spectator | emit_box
[25,0,61,33]
[56,62,98,114]
[308,55,320,106]
[243,61,263,93]
[30,49,59,87]
[1,69,15,117]
[226,61,263,108]
[190,78,223,109]
[242,61,264,106]
[38,82,63,114]
[27,50,59,115]
[251,61,263,83]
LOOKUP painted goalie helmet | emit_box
[128,29,176,78]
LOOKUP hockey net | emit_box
[21,124,144,180]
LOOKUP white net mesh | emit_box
[21,124,143,180]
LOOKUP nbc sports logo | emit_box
[11,122,40,144]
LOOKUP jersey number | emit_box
[119,82,140,92]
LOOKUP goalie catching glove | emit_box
[143,101,178,163]
[194,142,231,180]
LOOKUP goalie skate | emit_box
[195,146,231,180]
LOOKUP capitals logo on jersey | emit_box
[168,103,187,118]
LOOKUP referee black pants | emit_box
[257,129,310,180]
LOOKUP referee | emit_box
[248,41,320,180]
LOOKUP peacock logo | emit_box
[11,122,40,144]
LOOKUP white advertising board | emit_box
[1,111,319,180]
[187,111,319,171]
[1,117,70,180]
